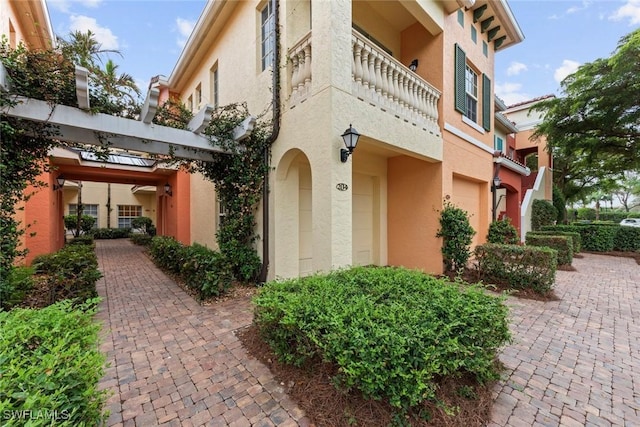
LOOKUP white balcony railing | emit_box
[351,30,440,134]
[287,29,441,136]
[288,32,312,106]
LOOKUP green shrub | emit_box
[67,235,94,246]
[531,199,557,231]
[614,226,640,252]
[577,208,596,221]
[149,236,186,274]
[181,243,233,299]
[527,230,581,253]
[474,243,557,294]
[542,224,617,252]
[254,266,510,411]
[31,245,101,305]
[130,234,153,247]
[91,228,131,239]
[552,186,566,223]
[63,215,96,237]
[0,267,34,311]
[0,299,108,426]
[131,216,155,235]
[436,202,476,273]
[526,233,573,266]
[487,218,519,244]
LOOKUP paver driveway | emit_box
[95,240,308,426]
[96,240,640,426]
[490,253,640,427]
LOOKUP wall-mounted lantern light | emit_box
[340,124,360,163]
[409,59,419,72]
[164,182,173,196]
[53,175,66,191]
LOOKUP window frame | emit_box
[117,205,142,229]
[260,1,275,71]
[464,65,478,123]
[210,63,219,108]
[69,204,99,228]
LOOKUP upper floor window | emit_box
[454,44,491,132]
[457,10,464,27]
[465,65,478,123]
[494,136,504,152]
[195,84,202,108]
[187,95,193,112]
[471,26,477,44]
[261,2,275,71]
[210,64,219,108]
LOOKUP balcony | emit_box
[287,29,441,137]
[351,29,440,135]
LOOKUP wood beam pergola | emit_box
[0,64,256,161]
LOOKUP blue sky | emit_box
[46,0,640,106]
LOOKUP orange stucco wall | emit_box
[23,170,65,265]
[388,156,443,274]
[157,169,191,245]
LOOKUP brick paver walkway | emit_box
[95,240,308,426]
[96,240,639,426]
[490,253,640,427]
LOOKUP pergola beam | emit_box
[2,96,251,161]
[140,87,160,124]
[75,66,90,110]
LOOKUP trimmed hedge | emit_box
[531,199,557,231]
[254,266,510,410]
[148,236,234,298]
[31,244,102,305]
[130,234,153,247]
[91,228,131,239]
[541,224,640,252]
[526,233,573,266]
[474,243,557,294]
[526,230,581,253]
[0,299,108,426]
[487,218,519,244]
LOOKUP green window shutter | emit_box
[482,73,491,131]
[454,44,466,114]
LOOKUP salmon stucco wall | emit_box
[388,155,443,274]
[23,171,65,265]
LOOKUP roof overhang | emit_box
[495,112,518,133]
[494,154,530,176]
[9,0,55,50]
[469,0,524,51]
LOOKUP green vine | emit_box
[196,103,272,283]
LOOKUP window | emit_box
[117,205,142,229]
[471,26,477,44]
[261,2,275,71]
[195,84,202,109]
[454,44,492,132]
[494,136,504,152]
[457,10,464,27]
[210,64,219,108]
[187,95,193,112]
[69,204,99,227]
[483,41,488,57]
[465,65,478,123]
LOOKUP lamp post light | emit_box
[409,59,419,72]
[340,124,360,163]
[164,182,173,196]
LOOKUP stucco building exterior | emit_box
[151,0,525,279]
[5,0,558,279]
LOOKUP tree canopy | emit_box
[532,29,640,203]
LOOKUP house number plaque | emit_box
[336,183,349,191]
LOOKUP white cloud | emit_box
[609,0,640,25]
[495,82,531,107]
[567,1,590,14]
[506,62,528,77]
[554,60,581,83]
[175,18,195,48]
[69,15,119,50]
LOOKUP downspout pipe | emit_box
[258,0,280,283]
